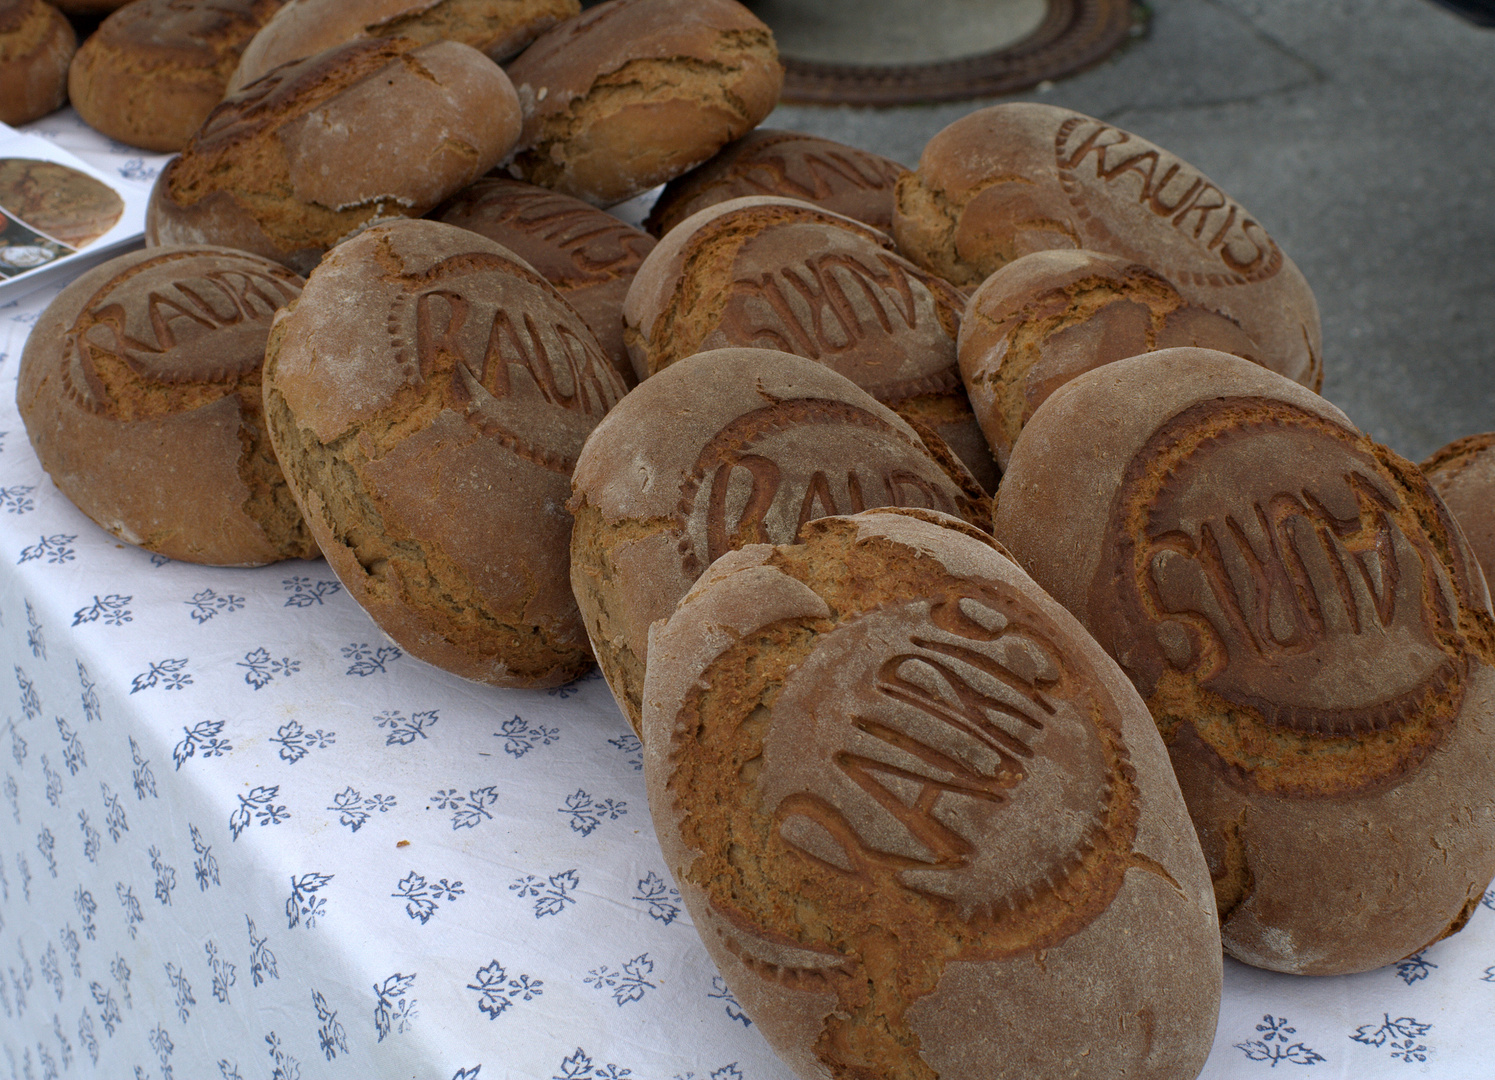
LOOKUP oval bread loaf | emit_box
[17,245,314,566]
[992,347,1495,975]
[643,508,1222,1080]
[263,218,628,686]
[894,103,1323,390]
[0,0,74,127]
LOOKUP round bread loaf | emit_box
[642,509,1222,1080]
[436,176,656,386]
[264,218,628,687]
[503,0,782,206]
[570,347,989,733]
[17,245,314,565]
[959,248,1262,469]
[227,0,577,93]
[146,37,521,274]
[0,157,122,249]
[643,128,908,238]
[624,195,999,492]
[1424,433,1495,582]
[0,0,74,127]
[894,103,1323,390]
[67,0,287,153]
[992,347,1495,975]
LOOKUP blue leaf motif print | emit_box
[608,734,642,772]
[372,973,416,1042]
[393,872,464,924]
[237,649,299,690]
[633,872,681,925]
[185,589,244,623]
[559,789,626,836]
[230,786,288,840]
[708,977,751,1026]
[56,718,85,775]
[78,662,101,724]
[344,642,401,676]
[247,917,278,986]
[18,534,76,564]
[282,576,341,607]
[192,825,219,890]
[511,870,578,918]
[265,1030,298,1080]
[71,595,132,628]
[1235,1014,1323,1066]
[270,721,334,764]
[312,989,348,1061]
[467,960,542,1019]
[205,941,235,1003]
[495,715,559,758]
[25,599,43,657]
[433,786,499,830]
[173,721,229,769]
[285,872,333,929]
[0,484,35,515]
[378,709,437,745]
[1350,1014,1432,1062]
[585,954,655,1006]
[131,659,191,694]
[130,737,157,799]
[119,158,158,182]
[1394,952,1437,985]
[164,962,194,1022]
[328,787,396,831]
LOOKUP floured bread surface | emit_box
[1424,433,1495,585]
[0,0,75,127]
[67,0,286,152]
[437,177,656,386]
[228,0,577,92]
[624,196,998,491]
[146,37,521,273]
[505,0,782,206]
[959,249,1261,469]
[994,347,1495,975]
[642,510,1221,1080]
[17,245,314,566]
[894,103,1323,390]
[569,347,990,733]
[644,128,908,237]
[264,218,628,686]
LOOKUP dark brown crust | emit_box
[67,0,286,153]
[265,219,627,686]
[17,245,314,565]
[644,128,908,237]
[1422,432,1495,585]
[0,0,74,126]
[644,510,1220,1080]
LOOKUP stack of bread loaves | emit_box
[14,3,1495,1077]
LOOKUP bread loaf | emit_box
[569,347,989,733]
[894,103,1323,390]
[0,0,74,127]
[146,37,521,273]
[643,508,1222,1080]
[644,128,907,237]
[17,246,314,566]
[624,196,1000,491]
[958,248,1261,469]
[264,218,628,686]
[504,0,782,206]
[992,347,1495,975]
[436,176,655,386]
[227,0,577,93]
[68,0,286,152]
[1424,433,1495,582]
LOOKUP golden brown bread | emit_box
[264,218,628,686]
[894,103,1323,391]
[643,508,1221,1080]
[68,0,286,152]
[992,347,1495,975]
[0,0,74,126]
[504,0,783,206]
[17,246,315,565]
[146,37,521,273]
[1424,432,1495,586]
[227,0,577,92]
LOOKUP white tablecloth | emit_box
[1,112,1490,1080]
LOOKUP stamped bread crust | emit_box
[993,347,1495,974]
[893,103,1323,391]
[17,246,314,565]
[642,510,1221,1080]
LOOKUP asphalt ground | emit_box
[764,0,1495,461]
